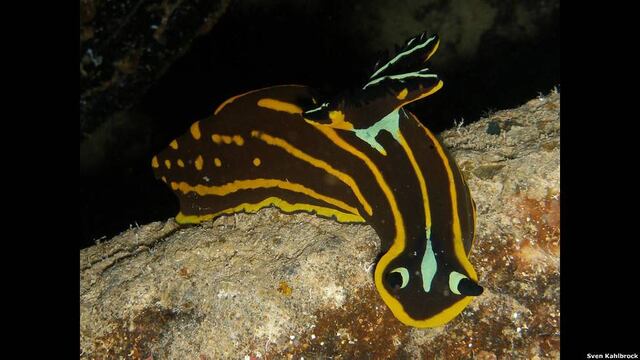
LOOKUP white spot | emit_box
[454,118,465,133]
[322,284,346,307]
[311,334,316,340]
[290,335,295,340]
[86,48,103,66]
[364,261,375,273]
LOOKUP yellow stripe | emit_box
[398,80,443,109]
[397,132,431,231]
[251,130,373,217]
[385,124,476,327]
[470,197,477,252]
[173,179,361,217]
[313,121,475,327]
[257,98,303,114]
[309,125,427,325]
[425,38,440,62]
[214,92,252,115]
[420,124,477,282]
[213,85,306,115]
[175,196,365,224]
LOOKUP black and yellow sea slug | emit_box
[152,32,483,328]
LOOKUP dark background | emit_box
[80,0,560,249]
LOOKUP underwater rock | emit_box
[80,0,231,135]
[80,91,559,359]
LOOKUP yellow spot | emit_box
[175,196,365,225]
[253,157,261,166]
[170,181,178,190]
[169,140,179,149]
[164,159,171,169]
[211,134,221,144]
[173,179,361,216]
[396,88,408,100]
[195,155,204,170]
[277,281,292,296]
[161,176,167,183]
[327,110,354,130]
[222,135,233,144]
[232,135,244,146]
[151,156,159,168]
[329,110,344,122]
[177,159,185,167]
[257,98,302,114]
[214,158,222,167]
[190,121,201,140]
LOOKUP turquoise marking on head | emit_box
[353,110,401,154]
[363,69,438,89]
[421,236,437,293]
[390,267,410,289]
[368,34,438,80]
[449,271,468,295]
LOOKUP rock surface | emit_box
[80,91,560,359]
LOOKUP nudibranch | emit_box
[151,32,483,328]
